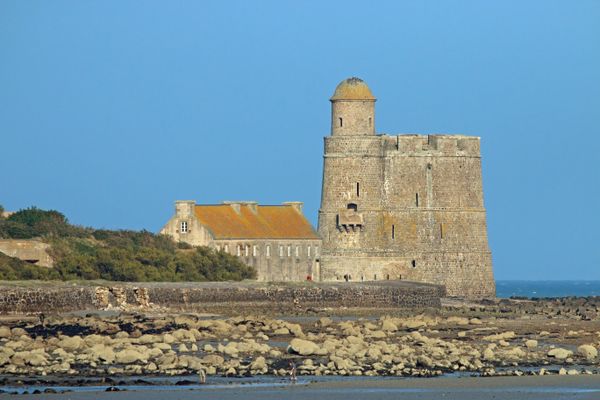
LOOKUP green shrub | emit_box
[0,206,256,282]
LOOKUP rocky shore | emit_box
[3,296,600,388]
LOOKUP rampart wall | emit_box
[0,281,445,314]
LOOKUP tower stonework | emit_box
[318,78,495,298]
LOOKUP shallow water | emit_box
[4,374,600,400]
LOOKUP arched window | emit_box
[347,203,358,212]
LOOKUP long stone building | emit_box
[317,77,495,297]
[160,201,321,281]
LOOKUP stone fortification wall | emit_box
[0,281,444,314]
[318,133,495,298]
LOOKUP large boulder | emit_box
[0,326,11,338]
[88,344,116,363]
[57,336,84,352]
[381,319,398,332]
[483,331,516,342]
[288,338,323,356]
[547,348,573,360]
[0,353,10,366]
[577,345,598,360]
[115,348,148,364]
[83,334,106,347]
[201,354,224,366]
[250,356,268,374]
[525,340,538,349]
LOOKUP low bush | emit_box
[0,205,256,282]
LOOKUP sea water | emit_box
[496,280,600,298]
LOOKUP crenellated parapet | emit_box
[381,134,481,157]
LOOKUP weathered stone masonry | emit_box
[318,78,495,298]
[0,282,444,314]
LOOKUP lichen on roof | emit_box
[330,77,376,101]
[194,204,319,240]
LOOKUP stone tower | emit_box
[318,77,495,298]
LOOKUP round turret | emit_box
[330,77,376,136]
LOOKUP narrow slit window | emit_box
[356,182,360,197]
[392,224,395,239]
[411,260,416,268]
[368,117,372,127]
[415,193,419,207]
[266,245,271,257]
[440,223,444,239]
[307,246,311,257]
[279,245,284,257]
[339,117,343,127]
[252,245,257,257]
[237,245,241,257]
[295,246,299,257]
[287,245,291,257]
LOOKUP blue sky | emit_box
[1,1,598,280]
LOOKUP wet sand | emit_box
[5,375,600,400]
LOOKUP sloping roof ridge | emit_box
[195,204,295,207]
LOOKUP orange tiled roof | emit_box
[194,204,319,240]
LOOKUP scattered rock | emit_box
[288,338,323,356]
[548,348,573,360]
[577,345,597,360]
